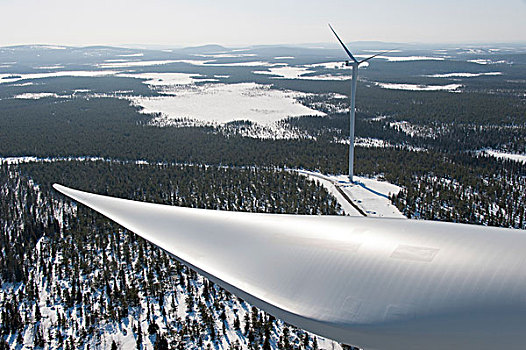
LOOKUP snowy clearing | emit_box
[96,60,183,68]
[14,92,68,99]
[468,59,508,65]
[298,74,350,80]
[337,137,393,148]
[204,61,273,67]
[428,72,502,78]
[356,55,445,62]
[118,53,144,57]
[36,45,67,50]
[115,72,207,87]
[298,170,405,218]
[0,156,109,165]
[0,70,119,84]
[35,65,65,69]
[254,66,350,80]
[483,150,526,163]
[193,53,257,58]
[305,61,347,69]
[375,82,462,91]
[254,66,315,79]
[389,121,438,138]
[129,82,325,126]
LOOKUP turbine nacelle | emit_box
[329,23,397,67]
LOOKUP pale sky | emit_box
[2,0,526,47]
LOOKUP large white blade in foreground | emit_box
[53,184,526,350]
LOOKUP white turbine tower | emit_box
[329,24,388,183]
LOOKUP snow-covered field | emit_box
[0,156,110,165]
[427,72,501,78]
[375,82,462,91]
[0,70,119,84]
[468,59,509,65]
[115,72,210,86]
[118,53,144,57]
[305,61,346,69]
[357,55,445,62]
[298,170,405,218]
[193,53,257,58]
[254,66,315,79]
[14,92,68,99]
[254,66,350,80]
[130,82,325,126]
[96,59,183,68]
[483,150,526,163]
[335,137,393,148]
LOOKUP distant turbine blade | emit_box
[359,48,399,64]
[328,24,358,63]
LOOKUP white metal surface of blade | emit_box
[53,183,526,350]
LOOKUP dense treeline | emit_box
[20,161,341,215]
[0,76,156,99]
[287,112,526,153]
[386,151,526,229]
[392,173,526,229]
[0,97,350,172]
[2,96,525,179]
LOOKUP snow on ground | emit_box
[154,60,277,67]
[254,66,315,79]
[254,66,350,80]
[35,65,65,69]
[35,45,67,50]
[298,170,405,218]
[0,70,119,84]
[115,72,208,86]
[10,82,33,86]
[14,92,69,99]
[298,74,350,80]
[375,82,462,91]
[273,56,295,59]
[468,59,508,65]
[118,53,144,57]
[336,137,393,148]
[193,53,257,58]
[389,121,438,138]
[427,72,502,78]
[104,59,129,62]
[166,59,212,66]
[356,55,444,62]
[129,82,325,126]
[96,59,183,68]
[0,156,109,165]
[204,61,273,67]
[483,150,526,163]
[305,61,346,69]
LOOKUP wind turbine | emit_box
[329,24,388,183]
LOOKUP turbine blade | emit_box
[328,24,358,63]
[359,48,399,64]
[53,183,526,350]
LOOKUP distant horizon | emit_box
[1,0,525,48]
[3,40,526,51]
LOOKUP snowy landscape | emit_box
[1,41,526,349]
